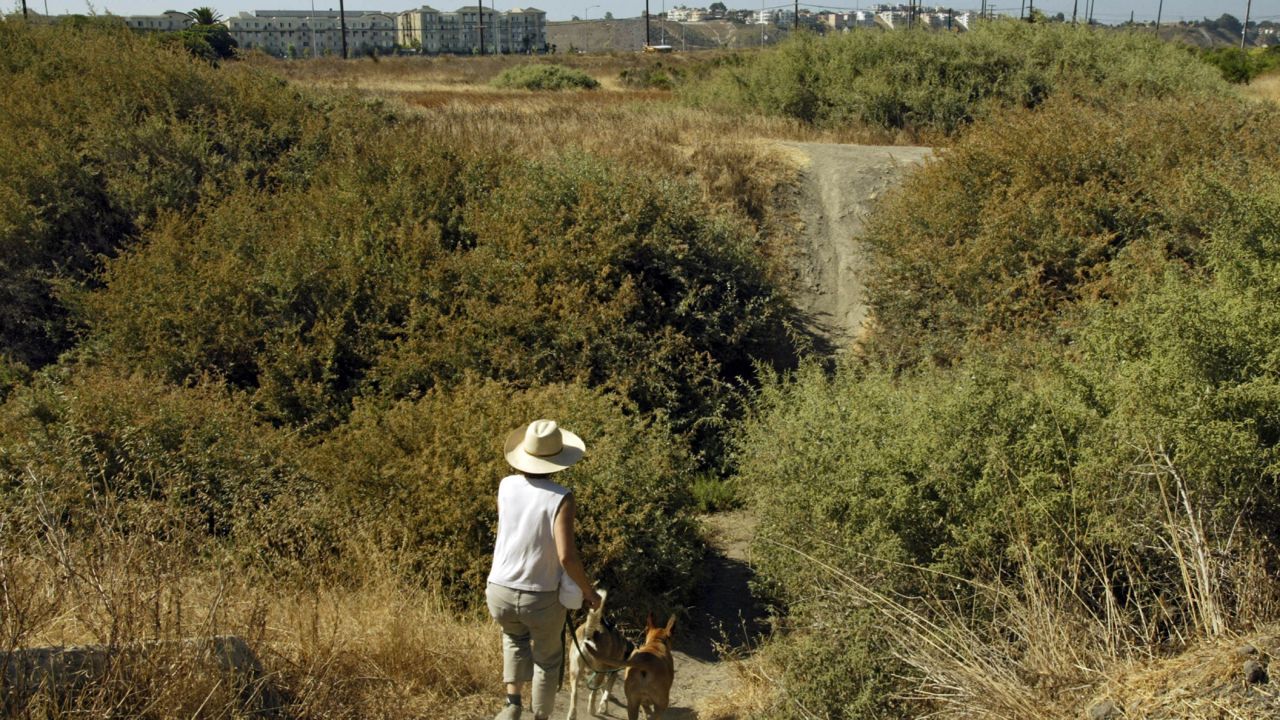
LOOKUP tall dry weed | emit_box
[0,483,500,719]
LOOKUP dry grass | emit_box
[739,446,1280,720]
[1239,72,1280,104]
[694,652,786,720]
[1,513,501,719]
[245,49,916,266]
[1090,627,1280,719]
[244,51,726,92]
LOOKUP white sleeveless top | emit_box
[487,474,571,592]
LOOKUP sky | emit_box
[9,0,1278,27]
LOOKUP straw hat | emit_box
[504,420,585,475]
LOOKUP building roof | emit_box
[254,9,390,17]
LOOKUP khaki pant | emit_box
[486,582,566,718]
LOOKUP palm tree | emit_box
[186,7,222,25]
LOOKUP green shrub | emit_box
[84,145,793,458]
[1201,45,1280,84]
[689,473,741,513]
[491,63,600,90]
[0,367,324,567]
[681,21,1227,135]
[0,21,367,369]
[733,105,1280,717]
[862,94,1280,366]
[306,377,703,616]
[619,61,684,90]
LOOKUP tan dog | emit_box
[622,614,675,720]
[566,589,633,719]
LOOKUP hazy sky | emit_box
[10,0,1277,27]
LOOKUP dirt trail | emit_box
[780,142,932,351]
[555,142,930,719]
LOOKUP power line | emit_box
[338,0,348,58]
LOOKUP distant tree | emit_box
[1215,13,1243,35]
[571,15,580,21]
[185,6,222,25]
[604,11,613,19]
[176,8,237,60]
[710,1,726,12]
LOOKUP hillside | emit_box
[547,17,788,52]
[1159,23,1256,48]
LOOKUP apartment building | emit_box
[227,10,396,57]
[396,5,546,54]
[123,11,192,31]
[817,10,878,30]
[667,7,709,22]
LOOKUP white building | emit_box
[667,6,709,22]
[396,5,546,54]
[228,10,396,57]
[123,11,192,32]
[667,6,692,22]
[877,10,906,28]
[818,11,877,30]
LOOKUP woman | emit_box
[487,419,603,720]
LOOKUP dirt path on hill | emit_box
[778,142,932,352]
[554,143,931,719]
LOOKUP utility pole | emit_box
[1071,0,1078,24]
[339,0,348,58]
[1028,0,1034,22]
[21,0,27,18]
[479,2,485,55]
[1154,0,1162,34]
[645,0,650,48]
[1241,0,1253,50]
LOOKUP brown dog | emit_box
[622,614,675,720]
[565,589,633,719]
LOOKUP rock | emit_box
[1236,643,1259,658]
[1088,698,1121,719]
[1,635,286,716]
[1243,659,1269,685]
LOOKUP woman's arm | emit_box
[554,494,601,609]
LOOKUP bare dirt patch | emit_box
[780,142,932,352]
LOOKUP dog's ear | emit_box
[664,615,676,633]
[646,612,657,629]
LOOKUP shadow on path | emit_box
[677,512,767,663]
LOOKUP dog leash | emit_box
[564,612,630,692]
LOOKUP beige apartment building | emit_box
[123,11,193,31]
[227,10,396,57]
[396,5,546,54]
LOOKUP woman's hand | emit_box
[583,586,602,610]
